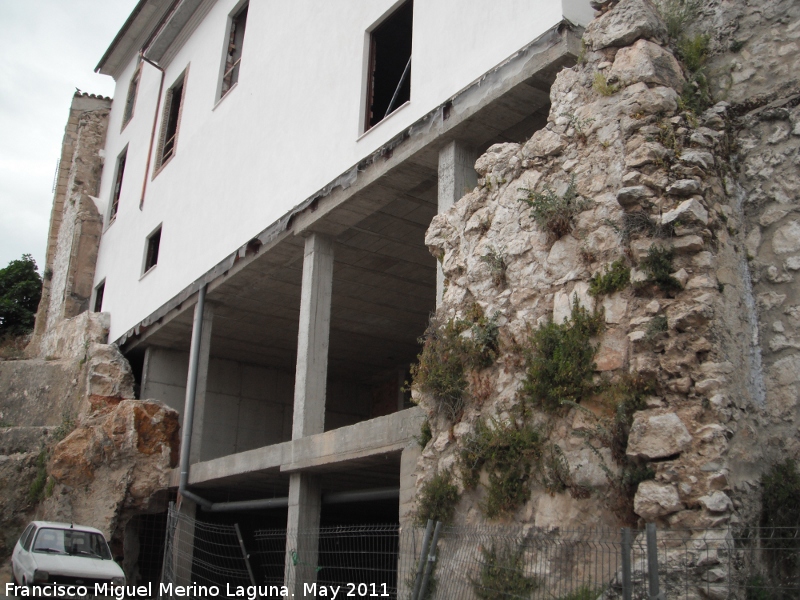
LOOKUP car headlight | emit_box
[33,570,49,583]
[111,577,126,586]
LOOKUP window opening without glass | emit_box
[94,281,105,313]
[365,0,413,131]
[109,149,127,221]
[144,227,162,274]
[220,3,248,98]
[156,72,186,170]
[122,64,141,128]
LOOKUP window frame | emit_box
[93,280,106,313]
[153,68,189,176]
[217,1,249,102]
[362,0,414,133]
[142,225,163,277]
[121,62,142,131]
[107,146,128,225]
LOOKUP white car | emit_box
[11,521,125,588]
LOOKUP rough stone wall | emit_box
[0,313,178,572]
[411,1,800,591]
[29,93,110,357]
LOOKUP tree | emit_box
[0,254,43,338]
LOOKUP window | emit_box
[19,524,36,551]
[143,226,162,274]
[122,63,141,129]
[109,148,127,221]
[220,3,248,99]
[155,71,187,171]
[364,0,413,131]
[94,280,105,313]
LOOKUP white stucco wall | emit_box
[93,0,590,341]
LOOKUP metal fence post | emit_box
[411,520,434,600]
[234,523,257,587]
[418,521,442,600]
[646,523,664,600]
[622,527,632,600]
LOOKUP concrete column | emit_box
[437,141,477,305]
[398,442,422,598]
[284,233,332,596]
[291,233,334,438]
[190,302,214,464]
[284,473,322,597]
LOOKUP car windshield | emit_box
[32,528,112,559]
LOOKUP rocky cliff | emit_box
[411,0,800,563]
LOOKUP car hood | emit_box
[31,554,124,579]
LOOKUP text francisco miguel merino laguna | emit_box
[6,581,392,598]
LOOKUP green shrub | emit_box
[471,542,540,600]
[589,259,630,297]
[411,310,499,420]
[28,448,48,504]
[519,176,592,241]
[414,470,460,526]
[645,315,669,342]
[677,33,710,73]
[52,411,76,443]
[519,299,603,413]
[656,0,701,40]
[593,72,619,96]
[639,246,683,293]
[461,419,549,517]
[417,419,433,449]
[480,247,507,287]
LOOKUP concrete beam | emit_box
[292,233,334,439]
[185,407,424,486]
[437,141,477,305]
[282,407,423,472]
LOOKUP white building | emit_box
[43,0,591,591]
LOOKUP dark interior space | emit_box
[366,0,413,129]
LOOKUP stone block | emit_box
[583,0,667,50]
[627,411,692,460]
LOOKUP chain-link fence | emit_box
[159,504,800,599]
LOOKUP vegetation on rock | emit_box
[414,470,460,526]
[639,246,683,293]
[411,307,499,420]
[519,299,603,413]
[589,259,630,297]
[471,542,539,600]
[519,176,592,242]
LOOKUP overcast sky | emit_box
[0,0,140,272]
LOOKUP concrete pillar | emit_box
[190,302,214,464]
[437,141,478,305]
[398,442,422,597]
[291,233,334,438]
[284,473,322,597]
[284,233,333,596]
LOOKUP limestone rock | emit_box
[666,179,701,196]
[661,198,709,226]
[616,185,653,207]
[699,492,733,513]
[522,129,566,159]
[680,150,715,171]
[672,235,705,254]
[584,0,667,50]
[595,328,628,371]
[45,399,179,536]
[474,143,519,177]
[773,221,800,254]
[626,142,668,168]
[627,412,692,460]
[634,480,684,520]
[667,296,714,331]
[609,39,685,89]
